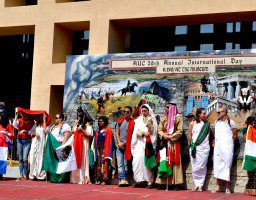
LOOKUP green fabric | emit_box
[42,132,61,174]
[244,155,256,173]
[158,160,172,179]
[88,148,95,169]
[190,121,210,158]
[145,155,157,169]
[50,172,70,183]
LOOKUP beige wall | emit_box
[1,0,256,115]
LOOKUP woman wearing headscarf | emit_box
[131,104,158,188]
[155,103,184,189]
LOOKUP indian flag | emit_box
[0,137,8,175]
[42,132,83,175]
[158,147,172,179]
[243,125,256,172]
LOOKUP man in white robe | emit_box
[213,107,237,194]
[188,108,210,191]
[131,104,158,188]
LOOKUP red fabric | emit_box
[17,107,51,126]
[116,117,135,161]
[95,126,113,159]
[73,130,83,169]
[167,127,180,166]
[16,107,51,140]
[0,124,14,147]
[17,118,34,140]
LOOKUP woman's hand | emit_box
[163,134,169,140]
[35,133,40,139]
[77,125,83,131]
[144,132,150,137]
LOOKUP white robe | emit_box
[190,121,210,187]
[214,119,236,182]
[29,126,46,180]
[131,116,157,184]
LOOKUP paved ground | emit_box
[0,179,254,200]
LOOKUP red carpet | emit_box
[0,179,254,200]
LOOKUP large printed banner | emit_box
[64,50,256,155]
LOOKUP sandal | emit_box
[212,189,220,193]
[100,182,106,186]
[95,181,100,185]
[225,189,231,194]
[192,187,199,191]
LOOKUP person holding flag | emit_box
[0,114,14,180]
[156,103,183,190]
[131,104,158,189]
[188,108,211,192]
[243,117,256,196]
[42,113,71,183]
[13,107,51,181]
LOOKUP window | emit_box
[235,43,240,50]
[252,21,256,31]
[200,44,213,51]
[226,43,233,50]
[175,26,187,35]
[174,45,187,51]
[235,22,241,32]
[252,43,256,48]
[200,24,214,34]
[227,23,233,33]
[84,31,90,40]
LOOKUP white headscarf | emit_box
[140,104,158,136]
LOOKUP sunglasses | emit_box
[55,116,61,119]
[123,110,130,113]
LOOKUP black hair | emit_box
[0,114,9,128]
[141,105,149,111]
[195,108,205,123]
[56,113,65,121]
[98,116,108,130]
[125,106,133,112]
[76,106,93,129]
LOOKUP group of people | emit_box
[0,101,255,196]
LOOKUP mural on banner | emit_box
[64,53,191,123]
[64,50,256,158]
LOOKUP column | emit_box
[235,82,241,99]
[227,82,233,100]
[221,83,226,96]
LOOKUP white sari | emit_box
[190,121,210,187]
[131,104,157,184]
[214,119,236,182]
[29,126,46,180]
